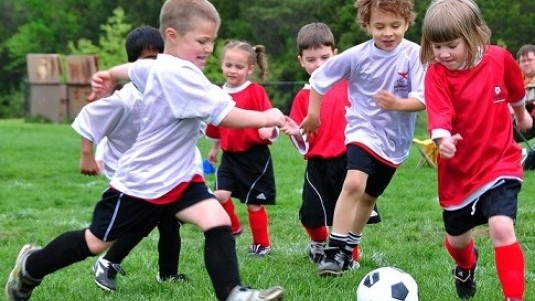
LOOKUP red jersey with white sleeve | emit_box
[289,81,348,160]
[426,46,526,209]
[206,81,274,152]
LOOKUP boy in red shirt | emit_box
[281,23,380,265]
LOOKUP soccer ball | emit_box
[356,267,418,301]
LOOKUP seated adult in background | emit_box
[514,44,535,142]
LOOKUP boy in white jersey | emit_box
[72,26,191,291]
[5,1,285,300]
[301,0,425,276]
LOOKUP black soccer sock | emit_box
[204,226,240,301]
[328,233,348,254]
[25,229,94,279]
[157,216,180,277]
[103,232,144,264]
[344,232,362,255]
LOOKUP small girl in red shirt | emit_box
[421,0,531,300]
[206,40,278,257]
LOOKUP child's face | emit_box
[221,48,254,88]
[139,48,159,60]
[431,38,469,70]
[367,8,409,52]
[166,19,218,69]
[298,45,336,75]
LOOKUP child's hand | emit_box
[88,70,117,101]
[264,108,286,127]
[373,90,398,110]
[80,153,101,176]
[258,127,279,141]
[300,114,320,140]
[280,117,300,136]
[207,148,219,164]
[437,134,462,159]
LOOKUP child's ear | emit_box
[248,64,255,75]
[333,48,339,55]
[164,27,179,44]
[298,55,305,67]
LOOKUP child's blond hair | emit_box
[420,0,491,68]
[159,0,220,37]
[222,40,269,81]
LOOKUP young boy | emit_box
[281,22,380,265]
[5,1,285,300]
[301,0,425,277]
[72,25,189,291]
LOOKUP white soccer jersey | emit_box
[71,83,141,179]
[310,39,425,164]
[111,54,235,199]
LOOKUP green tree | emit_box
[68,7,132,69]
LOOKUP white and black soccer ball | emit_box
[356,267,418,301]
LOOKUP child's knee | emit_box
[84,229,111,255]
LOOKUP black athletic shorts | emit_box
[89,183,215,241]
[346,144,396,198]
[215,145,275,205]
[443,179,520,236]
[300,154,346,228]
[89,188,163,242]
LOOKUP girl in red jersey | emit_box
[421,1,531,300]
[206,40,278,257]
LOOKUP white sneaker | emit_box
[226,285,284,301]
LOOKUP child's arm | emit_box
[88,63,131,101]
[511,104,533,132]
[80,137,101,176]
[300,88,322,138]
[373,90,425,112]
[219,107,286,129]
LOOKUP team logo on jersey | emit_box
[394,70,410,94]
[493,85,506,103]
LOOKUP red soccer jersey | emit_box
[206,82,273,152]
[289,81,348,159]
[426,46,525,208]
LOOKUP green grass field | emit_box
[0,118,533,300]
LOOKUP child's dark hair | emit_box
[223,40,269,80]
[296,23,336,56]
[125,26,164,62]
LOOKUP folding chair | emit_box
[412,138,438,168]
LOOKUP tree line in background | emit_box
[0,0,533,118]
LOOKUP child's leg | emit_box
[26,229,104,279]
[328,170,368,253]
[157,211,181,279]
[176,197,239,301]
[445,233,477,269]
[247,204,270,248]
[489,215,525,300]
[215,190,242,235]
[103,218,157,264]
